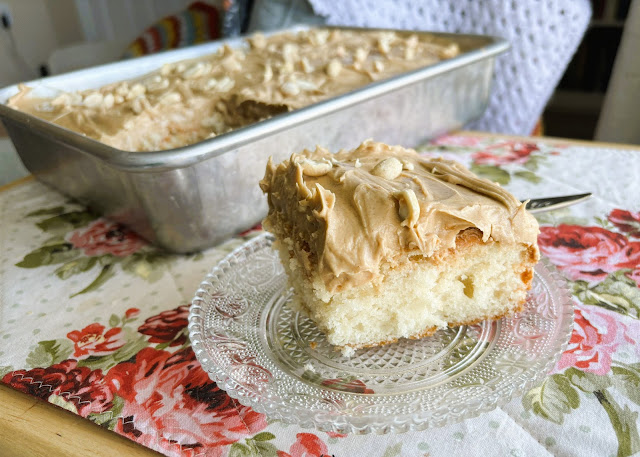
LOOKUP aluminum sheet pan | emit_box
[0,27,508,253]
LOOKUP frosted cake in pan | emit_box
[8,29,459,152]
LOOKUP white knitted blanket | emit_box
[308,0,591,135]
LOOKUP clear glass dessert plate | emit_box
[189,233,574,434]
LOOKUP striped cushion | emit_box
[123,1,220,58]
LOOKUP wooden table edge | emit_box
[0,174,34,193]
[0,384,161,457]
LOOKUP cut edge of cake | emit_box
[273,227,537,354]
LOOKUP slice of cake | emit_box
[260,140,539,353]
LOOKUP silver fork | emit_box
[524,193,592,213]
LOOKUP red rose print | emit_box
[608,209,640,239]
[125,308,140,319]
[138,305,189,346]
[288,433,329,457]
[471,141,539,166]
[67,323,126,359]
[239,223,263,237]
[321,378,374,394]
[538,225,640,283]
[432,134,483,147]
[106,347,266,456]
[68,219,146,257]
[2,360,113,417]
[555,307,622,375]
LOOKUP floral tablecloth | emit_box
[1,133,639,457]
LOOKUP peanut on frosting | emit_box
[260,141,539,293]
[370,157,403,180]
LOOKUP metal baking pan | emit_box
[0,26,508,253]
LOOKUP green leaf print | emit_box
[513,170,542,184]
[108,394,125,429]
[469,164,511,185]
[565,367,612,393]
[523,154,546,172]
[121,252,167,282]
[533,207,589,227]
[572,270,640,318]
[89,394,124,430]
[594,389,640,457]
[36,210,96,234]
[54,257,98,280]
[522,373,580,424]
[48,394,79,414]
[236,433,279,457]
[249,440,279,457]
[108,314,120,328]
[228,442,253,457]
[612,364,640,407]
[70,264,116,298]
[16,243,79,268]
[26,206,65,217]
[0,365,14,378]
[595,216,614,230]
[252,432,275,441]
[26,339,74,368]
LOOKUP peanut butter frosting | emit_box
[7,29,460,152]
[260,141,539,293]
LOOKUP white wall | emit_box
[73,0,199,43]
[0,0,82,186]
[0,0,82,86]
[0,0,222,87]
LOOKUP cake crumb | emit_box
[340,346,356,358]
[309,341,318,349]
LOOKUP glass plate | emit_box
[189,233,574,434]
